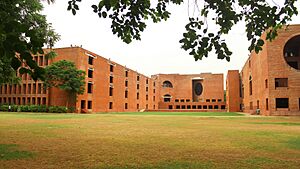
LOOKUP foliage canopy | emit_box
[67,0,298,61]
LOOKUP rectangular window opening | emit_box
[88,101,92,109]
[275,78,288,88]
[276,98,289,109]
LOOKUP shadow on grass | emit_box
[0,144,34,160]
[101,112,244,116]
[249,122,300,126]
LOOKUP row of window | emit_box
[169,105,226,110]
[248,78,289,96]
[0,97,47,105]
[83,100,154,110]
[0,84,46,95]
[249,98,300,110]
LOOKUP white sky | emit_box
[42,0,300,77]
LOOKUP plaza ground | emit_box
[0,112,299,169]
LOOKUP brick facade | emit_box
[227,25,300,116]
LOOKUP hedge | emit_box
[0,104,72,113]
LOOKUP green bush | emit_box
[0,104,9,111]
[48,106,67,113]
[0,104,68,113]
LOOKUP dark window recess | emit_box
[88,69,93,78]
[257,100,260,109]
[137,104,139,109]
[153,82,156,87]
[163,94,171,102]
[88,56,93,65]
[206,99,210,102]
[249,80,253,95]
[125,80,128,87]
[125,90,128,98]
[288,62,298,69]
[265,79,268,88]
[146,87,148,92]
[162,81,173,88]
[168,105,173,109]
[250,102,253,110]
[175,99,179,102]
[153,89,155,93]
[181,105,186,109]
[221,105,226,109]
[153,96,155,101]
[208,105,213,109]
[81,100,86,109]
[146,79,148,84]
[192,105,197,109]
[266,98,269,110]
[186,99,190,102]
[137,84,139,89]
[276,98,289,108]
[187,105,191,109]
[146,95,148,101]
[110,65,114,72]
[194,82,203,96]
[212,99,216,102]
[137,75,140,81]
[218,99,222,102]
[180,99,185,102]
[137,93,139,99]
[146,104,148,109]
[203,105,207,109]
[88,83,93,93]
[197,105,202,109]
[109,102,113,109]
[214,105,219,109]
[176,105,180,109]
[110,76,113,83]
[125,103,128,109]
[275,78,288,88]
[88,101,92,109]
[125,70,128,77]
[109,87,113,96]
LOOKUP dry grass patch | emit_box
[0,112,299,169]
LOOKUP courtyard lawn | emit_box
[0,112,299,169]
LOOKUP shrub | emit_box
[48,106,67,113]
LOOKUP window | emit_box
[146,95,148,101]
[33,83,36,94]
[137,104,139,109]
[18,85,21,94]
[125,90,128,98]
[38,84,42,94]
[137,75,140,81]
[218,99,222,102]
[88,101,92,109]
[146,87,148,92]
[176,105,180,109]
[27,98,30,104]
[265,79,268,88]
[125,103,128,109]
[146,79,148,84]
[250,102,253,110]
[192,105,197,109]
[125,80,128,87]
[208,105,213,109]
[88,69,93,78]
[13,84,17,94]
[23,84,26,94]
[162,81,173,88]
[187,105,191,109]
[81,100,86,109]
[32,97,36,104]
[249,59,251,68]
[37,97,41,105]
[9,85,12,94]
[44,58,48,66]
[206,99,210,102]
[275,78,288,88]
[163,94,171,102]
[257,100,259,109]
[153,96,155,101]
[109,87,113,96]
[181,105,186,109]
[197,105,202,109]
[42,97,46,105]
[194,82,203,96]
[283,35,300,70]
[212,99,216,102]
[180,99,184,102]
[137,84,139,90]
[249,76,253,95]
[28,84,31,94]
[88,83,93,93]
[22,98,26,105]
[109,102,113,109]
[110,65,114,72]
[137,93,139,99]
[276,98,289,108]
[110,76,113,83]
[214,105,219,109]
[266,98,269,110]
[88,56,93,65]
[203,105,207,109]
[39,56,43,66]
[125,70,128,77]
[221,105,226,109]
[153,89,155,93]
[168,105,173,109]
[186,99,190,102]
[175,99,179,102]
[153,82,156,87]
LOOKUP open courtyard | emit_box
[0,112,299,169]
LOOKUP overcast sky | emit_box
[42,0,300,77]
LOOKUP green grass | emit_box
[103,111,244,116]
[0,144,34,160]
[0,112,299,169]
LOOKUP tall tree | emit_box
[67,0,298,61]
[0,0,60,84]
[43,60,85,109]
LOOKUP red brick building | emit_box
[0,47,157,113]
[152,73,226,111]
[227,25,300,115]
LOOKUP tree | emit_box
[43,60,85,108]
[0,0,60,84]
[67,0,298,61]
